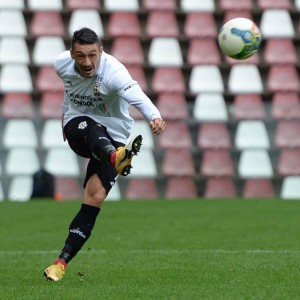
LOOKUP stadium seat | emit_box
[30,11,64,37]
[257,0,292,9]
[125,178,159,199]
[271,92,300,120]
[219,0,253,10]
[201,150,235,177]
[157,121,192,149]
[111,37,144,65]
[148,37,183,67]
[0,64,33,93]
[55,178,81,200]
[66,0,100,10]
[36,66,64,93]
[264,39,297,65]
[161,149,195,177]
[296,0,300,9]
[5,148,40,176]
[197,123,232,149]
[126,65,148,92]
[223,11,253,24]
[228,65,263,94]
[189,65,224,94]
[27,0,63,11]
[106,182,121,201]
[231,94,266,120]
[128,120,154,149]
[40,91,64,119]
[235,120,270,150]
[107,12,141,38]
[7,175,33,202]
[187,38,221,66]
[184,12,217,38]
[32,37,65,66]
[277,149,300,177]
[0,10,27,37]
[3,119,38,148]
[130,149,157,177]
[225,53,260,67]
[267,65,300,93]
[68,10,104,38]
[2,93,35,119]
[180,0,215,12]
[238,149,274,178]
[151,67,185,94]
[41,119,69,149]
[260,9,294,38]
[204,177,237,199]
[0,0,24,9]
[280,176,300,199]
[156,93,189,121]
[193,93,228,122]
[104,0,139,11]
[165,177,197,199]
[44,148,80,177]
[142,0,176,11]
[274,121,300,148]
[0,37,29,64]
[242,179,275,198]
[0,181,4,201]
[146,11,179,38]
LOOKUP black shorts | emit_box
[63,116,124,194]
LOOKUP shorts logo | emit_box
[78,121,87,129]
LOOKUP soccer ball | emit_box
[218,18,261,60]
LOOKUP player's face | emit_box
[70,42,102,78]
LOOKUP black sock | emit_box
[58,204,100,263]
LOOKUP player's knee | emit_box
[84,189,106,208]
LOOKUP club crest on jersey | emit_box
[78,121,87,129]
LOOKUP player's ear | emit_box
[70,48,74,59]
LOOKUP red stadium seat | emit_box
[267,65,300,93]
[30,11,64,37]
[242,179,275,198]
[126,65,148,92]
[184,12,217,38]
[151,67,185,94]
[40,91,64,119]
[55,178,81,200]
[146,11,179,38]
[165,177,197,199]
[223,10,253,24]
[257,0,292,9]
[274,121,300,148]
[264,39,297,65]
[158,121,192,149]
[201,150,235,177]
[66,0,100,10]
[204,177,237,198]
[111,37,144,65]
[125,178,159,199]
[277,149,300,176]
[271,92,300,120]
[161,149,195,176]
[156,93,189,121]
[2,93,35,119]
[187,38,221,66]
[36,66,64,93]
[231,94,266,120]
[142,0,176,10]
[220,0,253,10]
[107,12,141,38]
[197,123,232,149]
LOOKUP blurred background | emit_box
[0,0,299,201]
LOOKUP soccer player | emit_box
[43,27,166,281]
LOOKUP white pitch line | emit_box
[0,249,300,255]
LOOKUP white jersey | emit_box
[55,51,161,143]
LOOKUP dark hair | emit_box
[71,27,100,48]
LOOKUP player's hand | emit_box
[150,118,166,135]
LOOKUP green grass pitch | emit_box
[1,199,300,299]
